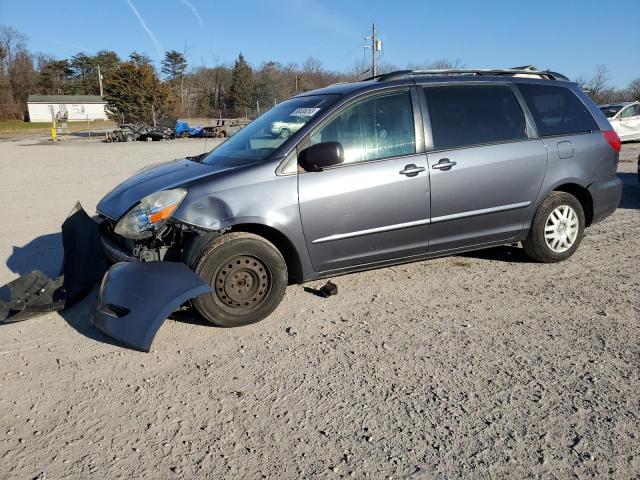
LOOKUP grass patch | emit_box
[0,119,115,133]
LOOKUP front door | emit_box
[422,84,548,251]
[298,89,431,273]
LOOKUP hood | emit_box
[97,158,234,220]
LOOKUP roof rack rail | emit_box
[366,66,570,83]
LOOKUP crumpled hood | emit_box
[97,158,233,220]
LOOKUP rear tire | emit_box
[522,191,585,263]
[192,232,287,327]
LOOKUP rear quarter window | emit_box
[423,85,528,150]
[518,83,599,137]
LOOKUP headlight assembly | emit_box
[114,189,187,239]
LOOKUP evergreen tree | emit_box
[161,50,187,82]
[129,52,153,68]
[104,61,176,124]
[229,53,253,111]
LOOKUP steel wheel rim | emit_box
[544,205,579,253]
[213,255,271,315]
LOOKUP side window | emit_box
[310,90,415,164]
[518,83,599,136]
[620,105,639,118]
[423,85,527,150]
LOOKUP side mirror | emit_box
[298,141,344,172]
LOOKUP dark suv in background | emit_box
[94,68,623,342]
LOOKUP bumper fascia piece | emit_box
[588,175,623,224]
[90,261,211,352]
[0,203,108,324]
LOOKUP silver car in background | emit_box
[600,101,640,142]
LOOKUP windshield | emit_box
[599,105,623,118]
[201,95,340,166]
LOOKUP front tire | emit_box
[193,232,287,327]
[522,191,585,263]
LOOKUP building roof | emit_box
[27,95,106,104]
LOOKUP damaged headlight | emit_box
[115,189,187,239]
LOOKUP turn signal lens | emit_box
[603,130,621,152]
[148,204,178,223]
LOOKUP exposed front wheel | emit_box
[522,191,585,263]
[193,233,287,327]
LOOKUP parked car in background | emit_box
[271,116,307,138]
[600,101,640,142]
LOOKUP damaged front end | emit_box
[1,200,213,352]
[93,214,215,350]
[91,188,216,350]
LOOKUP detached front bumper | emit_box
[90,261,211,352]
[588,175,623,224]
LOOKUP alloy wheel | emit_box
[544,205,579,253]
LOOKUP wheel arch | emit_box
[228,223,304,285]
[552,183,594,226]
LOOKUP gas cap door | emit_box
[557,141,574,159]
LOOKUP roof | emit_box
[27,95,106,104]
[297,67,574,98]
[299,74,575,99]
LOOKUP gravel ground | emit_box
[0,135,638,479]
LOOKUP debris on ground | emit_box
[0,203,108,324]
[320,281,338,298]
[303,281,339,298]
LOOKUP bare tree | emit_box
[0,25,27,72]
[407,58,464,70]
[629,78,640,101]
[583,65,610,104]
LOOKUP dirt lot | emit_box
[0,135,638,479]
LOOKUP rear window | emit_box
[518,83,599,137]
[599,105,624,118]
[424,85,527,150]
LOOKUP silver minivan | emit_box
[93,68,623,350]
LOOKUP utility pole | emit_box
[97,65,104,97]
[364,23,382,77]
[371,23,377,77]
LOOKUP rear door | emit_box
[298,88,431,273]
[422,83,549,251]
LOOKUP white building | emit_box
[27,95,108,122]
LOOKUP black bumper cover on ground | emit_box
[0,203,108,323]
[90,261,211,352]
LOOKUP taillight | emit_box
[603,130,621,152]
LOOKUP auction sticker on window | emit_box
[290,108,321,117]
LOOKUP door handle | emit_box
[432,158,457,171]
[399,164,426,177]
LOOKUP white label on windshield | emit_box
[290,107,321,117]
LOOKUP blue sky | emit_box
[1,0,638,87]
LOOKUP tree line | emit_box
[1,24,639,124]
